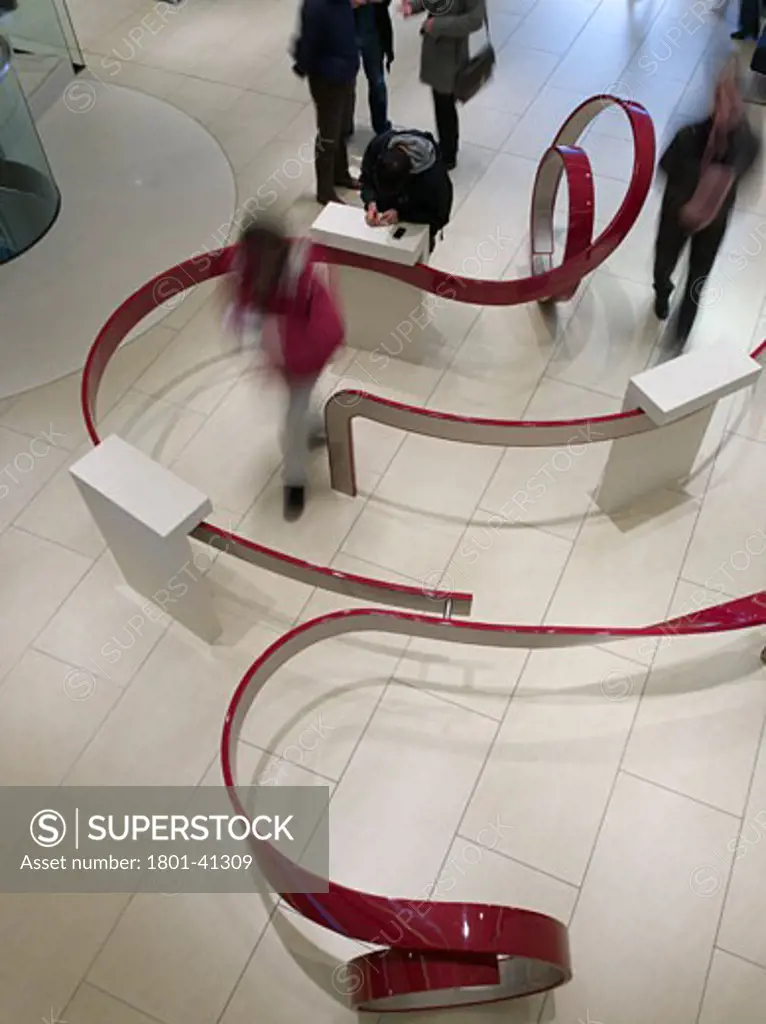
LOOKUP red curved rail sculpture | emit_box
[222,596,766,1013]
[81,266,471,616]
[80,93,670,1013]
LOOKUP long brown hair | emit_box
[236,215,292,311]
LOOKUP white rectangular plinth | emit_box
[597,347,762,513]
[71,435,211,538]
[626,347,761,426]
[310,202,430,266]
[70,436,221,642]
[310,204,435,357]
[596,407,713,514]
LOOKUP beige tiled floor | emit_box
[3,0,766,1021]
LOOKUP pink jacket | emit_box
[229,240,345,382]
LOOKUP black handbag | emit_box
[454,8,495,104]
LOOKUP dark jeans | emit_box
[350,28,390,136]
[738,0,761,35]
[653,204,728,341]
[309,76,354,202]
[432,90,458,165]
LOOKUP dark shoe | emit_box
[336,176,361,190]
[308,431,327,451]
[317,193,344,206]
[731,29,758,40]
[283,485,305,521]
[654,292,670,320]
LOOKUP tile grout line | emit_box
[620,768,744,822]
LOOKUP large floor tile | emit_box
[717,729,766,968]
[373,434,502,520]
[480,377,616,540]
[328,682,497,897]
[219,914,359,1024]
[0,648,121,785]
[0,527,91,685]
[341,499,464,582]
[547,487,702,663]
[238,473,365,566]
[169,372,287,514]
[65,984,167,1024]
[444,521,572,622]
[63,618,259,786]
[545,272,662,398]
[236,630,402,784]
[698,948,766,1023]
[682,433,766,598]
[398,634,528,721]
[0,893,128,1024]
[0,424,69,532]
[35,552,171,689]
[547,772,739,1024]
[14,444,107,558]
[88,892,270,1024]
[462,645,646,884]
[623,580,766,815]
[132,298,246,415]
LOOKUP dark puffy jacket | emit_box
[659,117,760,220]
[295,0,359,83]
[360,128,453,243]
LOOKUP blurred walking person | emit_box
[293,0,360,204]
[399,0,486,171]
[225,217,345,521]
[653,66,759,347]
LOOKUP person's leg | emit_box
[676,217,727,343]
[346,76,357,139]
[309,76,342,204]
[333,82,354,187]
[653,205,688,318]
[360,31,390,135]
[733,0,761,38]
[282,379,317,519]
[432,90,458,167]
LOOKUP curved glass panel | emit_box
[0,33,60,263]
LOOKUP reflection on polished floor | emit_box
[2,0,766,1021]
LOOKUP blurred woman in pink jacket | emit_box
[226,217,345,520]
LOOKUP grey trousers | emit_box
[282,377,323,487]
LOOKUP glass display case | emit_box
[0,32,60,262]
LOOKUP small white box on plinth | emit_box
[70,435,221,642]
[596,346,761,513]
[309,202,435,362]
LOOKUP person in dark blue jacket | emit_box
[360,128,453,251]
[347,0,394,138]
[293,0,360,205]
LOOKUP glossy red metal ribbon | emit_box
[221,597,766,1011]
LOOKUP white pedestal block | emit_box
[596,347,761,513]
[70,435,221,642]
[310,203,434,359]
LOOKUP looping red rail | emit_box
[222,597,766,1012]
[80,93,761,1014]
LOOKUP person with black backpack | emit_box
[360,128,453,251]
